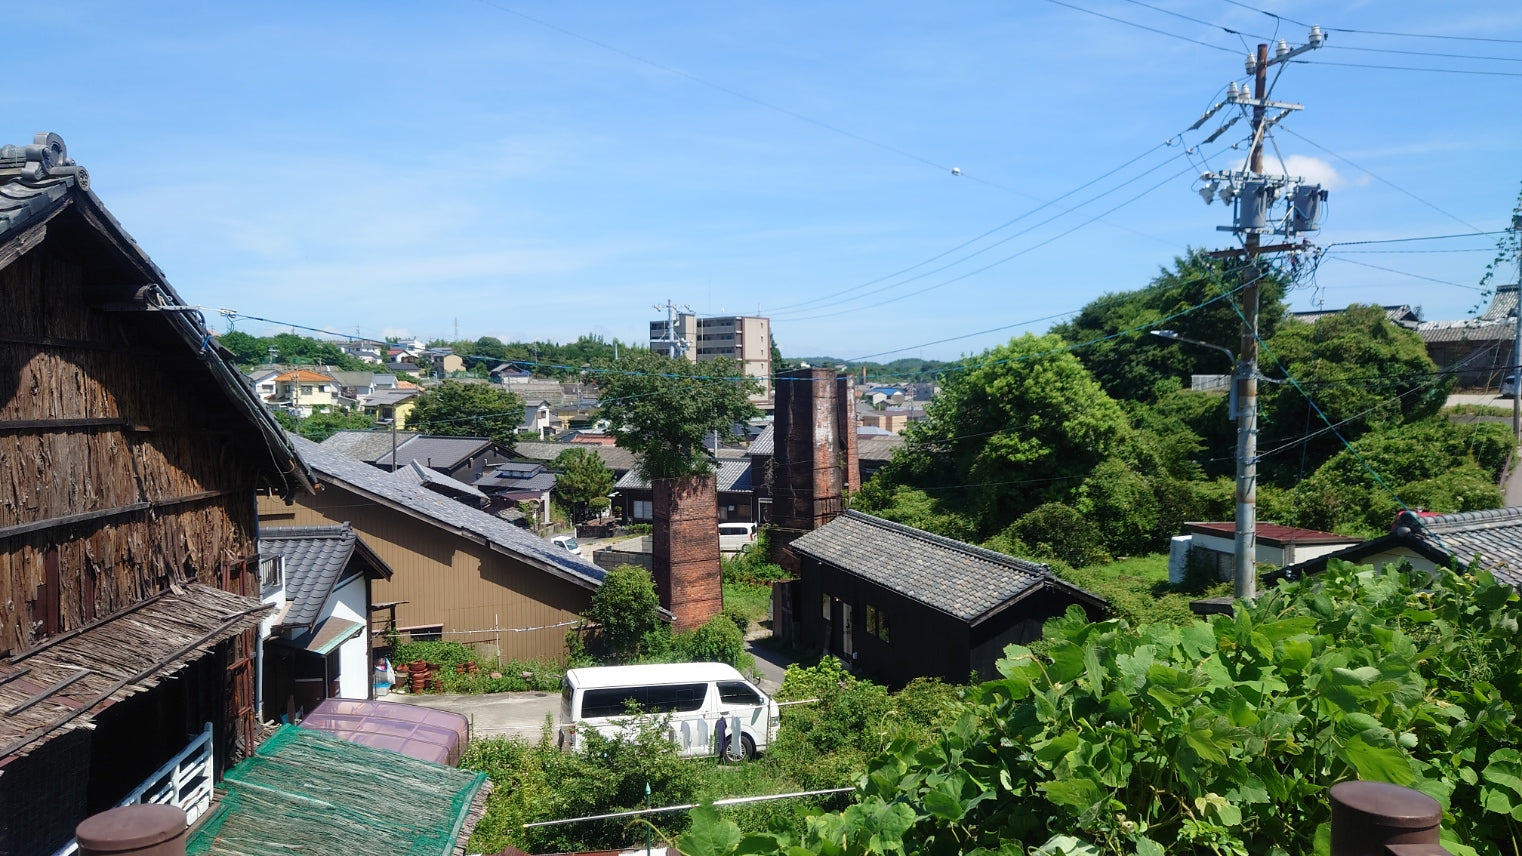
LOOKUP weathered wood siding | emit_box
[1,242,261,656]
[259,489,593,662]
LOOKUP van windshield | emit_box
[559,537,579,550]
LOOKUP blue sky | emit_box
[5,1,1521,363]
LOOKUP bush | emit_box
[585,565,663,662]
[1005,501,1110,567]
[393,640,475,668]
[675,614,746,666]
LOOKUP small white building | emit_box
[1182,521,1363,579]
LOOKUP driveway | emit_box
[386,688,564,742]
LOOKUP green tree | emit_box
[1258,305,1452,480]
[471,336,511,361]
[1052,251,1289,404]
[290,409,376,443]
[552,447,615,524]
[217,330,267,366]
[592,351,760,480]
[583,565,663,662]
[874,333,1132,536]
[404,381,523,449]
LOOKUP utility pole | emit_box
[1194,27,1324,600]
[1512,213,1522,445]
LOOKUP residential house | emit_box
[787,511,1108,687]
[329,370,397,400]
[258,525,393,722]
[336,339,386,364]
[1183,522,1364,581]
[425,348,465,378]
[474,461,558,524]
[321,428,420,467]
[390,460,490,507]
[856,430,905,482]
[372,435,511,483]
[511,440,637,483]
[259,437,604,662]
[1274,507,1522,587]
[520,399,555,439]
[1291,304,1421,330]
[857,403,924,434]
[359,387,421,425]
[247,367,281,401]
[651,312,773,407]
[0,132,316,855]
[615,459,755,524]
[1417,285,1518,388]
[492,363,534,384]
[272,368,340,417]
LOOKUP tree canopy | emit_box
[403,381,523,448]
[552,447,615,523]
[1052,252,1289,404]
[592,351,760,480]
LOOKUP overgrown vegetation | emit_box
[673,561,1522,856]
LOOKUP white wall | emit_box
[323,574,373,700]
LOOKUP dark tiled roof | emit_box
[790,510,1104,624]
[260,525,361,631]
[379,436,493,469]
[1417,319,1514,344]
[747,425,774,457]
[322,429,420,463]
[289,435,604,589]
[615,460,753,493]
[476,470,558,492]
[1,134,314,498]
[513,441,637,472]
[1408,507,1522,587]
[392,460,489,499]
[857,433,905,462]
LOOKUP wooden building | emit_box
[0,133,314,856]
[261,437,604,662]
[787,511,1108,687]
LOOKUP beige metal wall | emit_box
[258,487,594,662]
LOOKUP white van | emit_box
[550,534,583,557]
[558,663,778,760]
[718,522,756,554]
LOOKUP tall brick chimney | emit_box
[651,474,723,632]
[768,368,858,572]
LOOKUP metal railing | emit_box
[51,722,214,856]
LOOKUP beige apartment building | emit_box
[650,312,772,407]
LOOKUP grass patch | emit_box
[1058,552,1229,627]
[723,581,772,629]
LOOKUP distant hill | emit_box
[791,357,951,383]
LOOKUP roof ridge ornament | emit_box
[0,132,89,188]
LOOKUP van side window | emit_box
[717,681,761,707]
[581,688,638,718]
[643,683,709,713]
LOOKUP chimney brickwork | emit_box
[769,368,851,572]
[651,474,723,632]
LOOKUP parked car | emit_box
[558,662,779,760]
[718,522,757,554]
[1503,375,1518,398]
[550,534,583,557]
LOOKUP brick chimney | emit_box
[768,368,854,572]
[651,474,722,632]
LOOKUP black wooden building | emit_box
[787,511,1108,687]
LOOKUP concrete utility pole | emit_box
[1194,27,1324,600]
[1512,213,1522,445]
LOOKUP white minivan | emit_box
[558,663,778,760]
[718,522,757,555]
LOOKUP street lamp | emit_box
[1150,329,1257,600]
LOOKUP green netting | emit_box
[187,725,487,856]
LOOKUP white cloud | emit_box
[1279,155,1361,191]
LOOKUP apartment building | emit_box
[649,311,772,406]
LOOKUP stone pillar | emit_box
[651,474,722,632]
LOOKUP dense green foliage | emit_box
[280,408,376,442]
[403,380,524,448]
[432,333,633,378]
[592,351,761,479]
[217,330,373,370]
[1050,253,1288,405]
[580,565,665,663]
[675,561,1522,856]
[553,447,616,523]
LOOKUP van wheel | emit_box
[725,733,756,762]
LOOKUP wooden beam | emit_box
[5,668,91,716]
[0,418,131,432]
[0,490,233,540]
[0,221,48,270]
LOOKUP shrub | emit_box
[585,565,663,662]
[1005,501,1110,567]
[675,614,746,666]
[393,640,475,668]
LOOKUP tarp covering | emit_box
[300,698,469,766]
[187,725,489,856]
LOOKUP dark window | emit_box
[581,688,638,719]
[717,681,762,707]
[579,682,709,718]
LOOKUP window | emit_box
[866,605,890,642]
[633,499,653,520]
[300,385,313,395]
[260,556,283,590]
[822,593,831,620]
[717,681,761,707]
[580,683,709,718]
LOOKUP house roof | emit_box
[748,424,774,457]
[392,460,490,500]
[0,133,313,497]
[857,433,906,462]
[513,441,638,473]
[476,468,558,493]
[361,388,422,407]
[378,436,495,470]
[1290,304,1422,329]
[0,584,271,760]
[789,510,1106,625]
[1416,319,1515,344]
[275,369,336,383]
[1185,521,1362,548]
[259,524,393,632]
[322,428,422,462]
[290,435,604,589]
[1279,507,1522,587]
[614,459,753,493]
[186,725,490,856]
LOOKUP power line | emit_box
[1294,59,1522,78]
[1320,255,1486,291]
[1037,0,1240,53]
[1213,0,1522,45]
[1116,0,1272,42]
